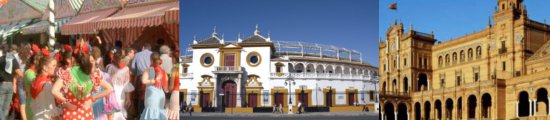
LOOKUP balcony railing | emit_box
[499,48,507,54]
[270,72,372,80]
[214,66,243,73]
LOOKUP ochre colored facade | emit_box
[379,0,550,119]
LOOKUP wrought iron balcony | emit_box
[499,48,507,54]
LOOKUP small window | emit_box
[502,61,506,71]
[474,73,479,82]
[456,76,462,86]
[275,63,284,76]
[468,48,473,60]
[476,46,482,58]
[418,57,422,67]
[404,58,407,66]
[250,56,259,64]
[452,52,457,64]
[247,52,262,67]
[460,50,465,62]
[440,78,445,88]
[200,53,214,67]
[369,91,374,101]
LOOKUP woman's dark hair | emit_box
[76,53,93,75]
[27,52,44,69]
[60,50,73,67]
[113,48,124,65]
[37,56,55,74]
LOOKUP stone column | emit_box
[548,98,550,115]
[395,112,398,120]
[529,100,533,116]
[407,112,410,120]
[516,101,519,118]
[236,74,242,107]
[477,98,481,120]
[213,75,218,108]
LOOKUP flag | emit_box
[389,3,397,10]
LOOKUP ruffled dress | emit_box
[166,65,180,120]
[92,71,120,120]
[106,64,134,119]
[140,67,167,120]
[59,66,101,120]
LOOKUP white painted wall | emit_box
[180,45,379,107]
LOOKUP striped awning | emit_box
[0,19,33,39]
[97,0,179,30]
[20,17,73,35]
[61,8,118,35]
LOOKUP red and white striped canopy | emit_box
[97,0,179,30]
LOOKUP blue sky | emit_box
[180,0,379,66]
[379,0,550,42]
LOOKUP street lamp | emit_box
[285,77,296,114]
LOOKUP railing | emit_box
[499,48,507,54]
[215,66,243,72]
[270,72,372,80]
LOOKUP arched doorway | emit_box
[325,89,333,107]
[424,101,431,120]
[445,98,454,120]
[222,80,237,108]
[417,73,428,91]
[403,77,409,93]
[518,91,529,117]
[397,103,407,120]
[468,95,477,119]
[537,88,549,115]
[481,93,492,119]
[457,97,462,119]
[435,100,442,120]
[415,102,421,120]
[384,103,395,120]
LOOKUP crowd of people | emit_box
[0,39,180,120]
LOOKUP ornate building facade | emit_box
[379,0,550,119]
[180,25,379,113]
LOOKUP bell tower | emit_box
[494,0,526,20]
[491,0,528,79]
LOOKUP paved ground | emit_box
[180,112,380,120]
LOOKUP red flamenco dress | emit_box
[59,66,102,120]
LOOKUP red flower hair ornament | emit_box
[74,39,90,55]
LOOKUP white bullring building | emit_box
[180,25,379,113]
